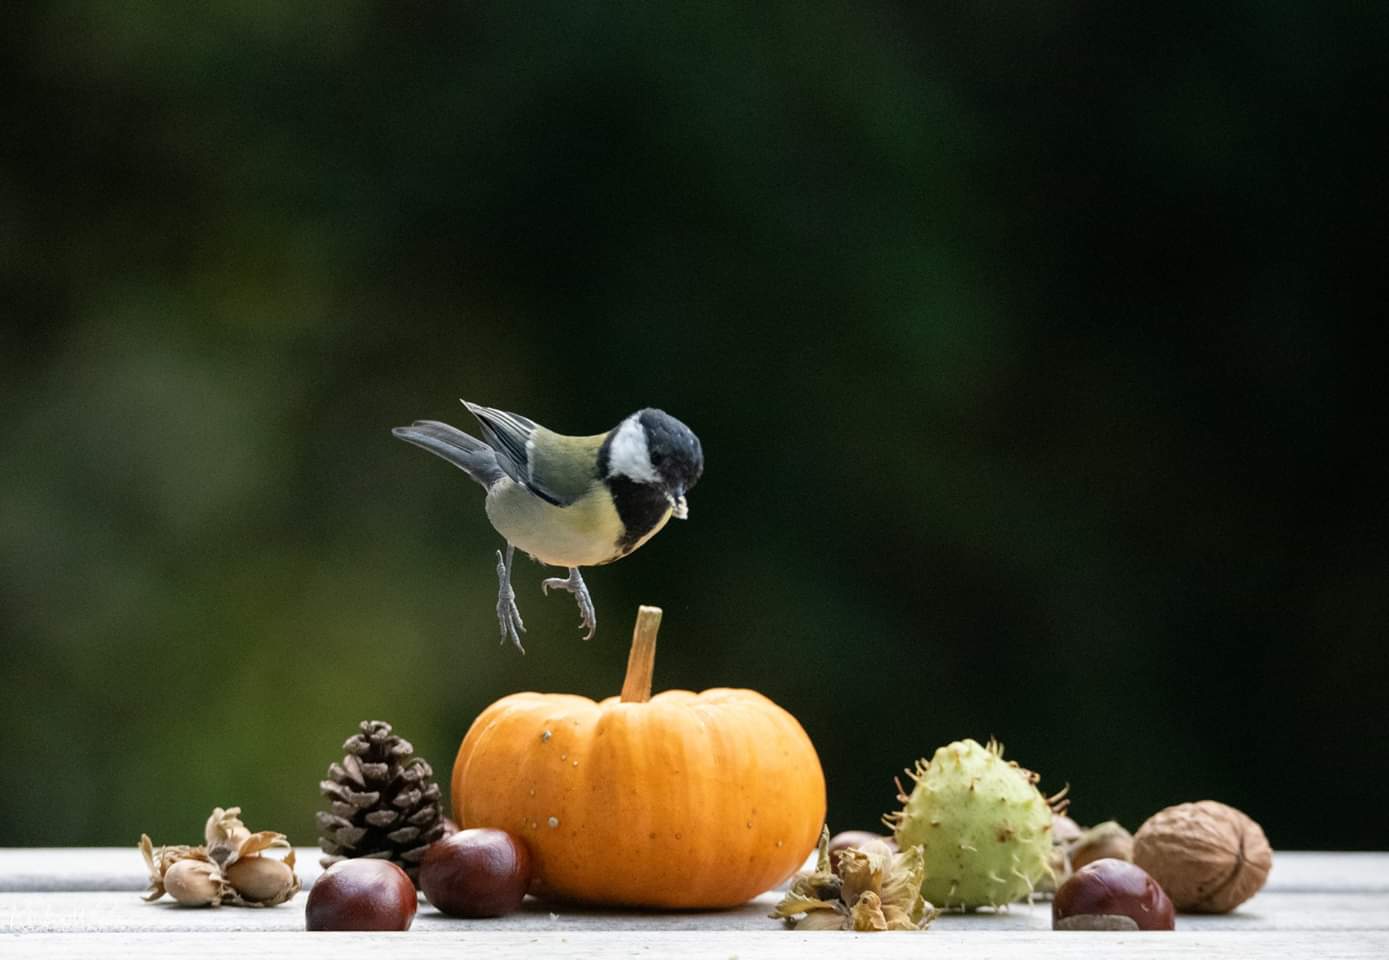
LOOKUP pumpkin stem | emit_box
[620,605,663,703]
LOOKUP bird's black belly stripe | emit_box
[606,475,670,554]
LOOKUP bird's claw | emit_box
[496,549,526,654]
[542,568,596,641]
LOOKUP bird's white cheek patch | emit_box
[609,415,659,483]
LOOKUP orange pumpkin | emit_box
[452,606,826,908]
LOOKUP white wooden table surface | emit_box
[2,848,1386,957]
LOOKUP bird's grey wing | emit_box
[391,420,506,489]
[461,401,575,506]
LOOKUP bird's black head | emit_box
[636,408,704,501]
[599,408,704,523]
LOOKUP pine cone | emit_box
[317,720,446,882]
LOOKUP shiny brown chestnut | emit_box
[420,828,532,918]
[306,858,417,931]
[1053,858,1175,931]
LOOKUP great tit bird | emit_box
[392,401,703,652]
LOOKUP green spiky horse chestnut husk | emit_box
[884,738,1068,910]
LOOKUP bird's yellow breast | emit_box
[485,478,669,568]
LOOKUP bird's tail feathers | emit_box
[391,420,505,489]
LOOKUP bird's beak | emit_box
[671,493,689,520]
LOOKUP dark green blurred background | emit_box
[3,3,1385,851]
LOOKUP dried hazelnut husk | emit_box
[1052,813,1083,846]
[225,851,301,906]
[220,828,301,906]
[770,826,935,931]
[204,807,252,868]
[140,806,300,908]
[827,831,896,877]
[163,858,230,908]
[1053,858,1174,931]
[140,834,207,902]
[1133,800,1271,913]
[1037,813,1083,896]
[1070,820,1134,871]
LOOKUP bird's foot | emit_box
[542,567,596,641]
[495,548,526,653]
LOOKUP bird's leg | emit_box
[495,544,526,653]
[542,567,596,641]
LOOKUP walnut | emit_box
[1132,801,1272,913]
